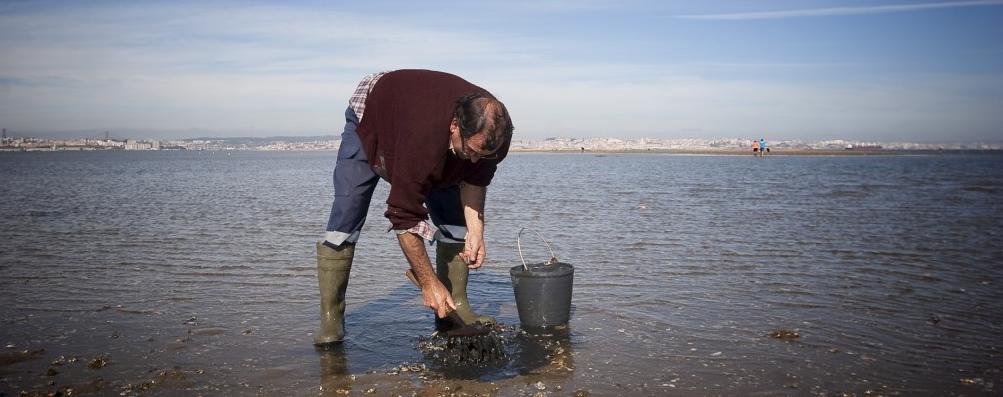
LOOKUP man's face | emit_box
[450,119,500,163]
[459,133,499,163]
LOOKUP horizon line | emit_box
[5,134,1001,145]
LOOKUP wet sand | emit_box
[2,322,585,396]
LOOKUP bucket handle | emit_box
[517,227,558,271]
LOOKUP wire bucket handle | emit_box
[517,227,559,271]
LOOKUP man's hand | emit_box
[461,234,486,269]
[398,232,457,318]
[420,278,457,318]
[460,183,488,269]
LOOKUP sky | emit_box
[1,0,1002,142]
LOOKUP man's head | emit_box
[450,92,513,162]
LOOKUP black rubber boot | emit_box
[314,241,353,345]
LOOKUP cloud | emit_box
[0,2,542,137]
[675,0,1003,20]
[0,3,516,79]
[483,65,1003,142]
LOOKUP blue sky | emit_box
[1,0,1001,142]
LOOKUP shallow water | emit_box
[1,151,1001,396]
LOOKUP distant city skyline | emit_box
[2,1,1002,142]
[5,132,999,152]
[2,129,1002,147]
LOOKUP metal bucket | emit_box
[509,229,574,330]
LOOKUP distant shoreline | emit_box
[3,148,1001,156]
[508,148,1003,156]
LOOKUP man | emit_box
[313,70,514,346]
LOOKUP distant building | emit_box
[124,139,155,150]
[845,144,883,151]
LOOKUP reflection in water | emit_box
[511,327,574,375]
[317,345,353,394]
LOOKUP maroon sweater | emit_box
[356,70,510,230]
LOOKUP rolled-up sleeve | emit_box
[385,182,429,230]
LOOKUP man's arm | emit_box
[460,182,487,268]
[397,232,456,318]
